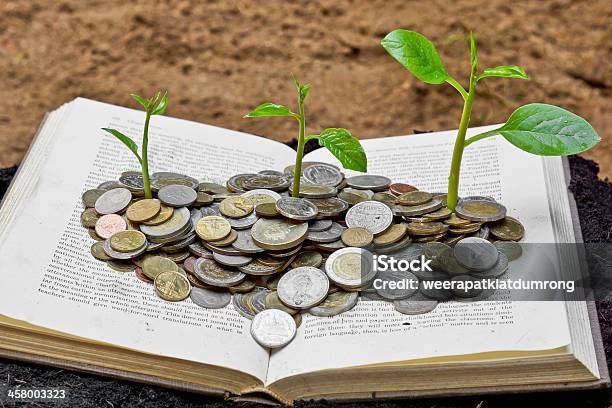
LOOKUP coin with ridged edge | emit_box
[275,197,318,221]
[277,267,330,309]
[196,216,231,241]
[251,218,308,251]
[250,309,296,348]
[345,201,393,235]
[154,271,191,301]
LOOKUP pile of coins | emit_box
[81,164,524,349]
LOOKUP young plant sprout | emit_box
[244,76,367,197]
[102,91,168,199]
[381,30,600,210]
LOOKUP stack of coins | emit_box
[81,164,525,348]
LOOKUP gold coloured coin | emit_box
[444,213,471,227]
[406,222,446,236]
[489,216,525,241]
[341,227,374,247]
[142,204,174,226]
[154,271,191,301]
[107,260,136,272]
[423,207,452,221]
[255,202,279,217]
[196,216,231,241]
[81,208,100,228]
[337,191,366,205]
[142,255,179,280]
[291,251,323,268]
[110,230,147,252]
[251,218,308,251]
[373,223,407,245]
[126,199,161,223]
[91,241,112,261]
[397,191,432,206]
[195,192,214,206]
[219,196,254,218]
[265,291,298,315]
[208,229,238,246]
[449,223,482,234]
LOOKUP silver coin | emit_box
[119,172,144,192]
[241,189,281,205]
[455,199,507,222]
[305,198,348,218]
[188,241,214,258]
[148,221,194,243]
[161,234,197,252]
[150,172,199,190]
[243,174,290,191]
[419,280,454,300]
[307,222,345,243]
[232,229,265,254]
[346,175,391,191]
[275,197,318,221]
[451,275,484,298]
[393,292,438,315]
[190,208,203,227]
[103,238,147,260]
[309,291,359,317]
[227,173,256,193]
[193,258,245,287]
[345,201,393,235]
[201,204,220,217]
[314,239,347,251]
[227,212,258,230]
[277,267,330,309]
[97,180,124,190]
[95,188,132,215]
[147,241,165,252]
[213,252,253,267]
[308,219,333,232]
[325,247,376,289]
[250,309,296,348]
[493,241,522,261]
[190,287,231,309]
[460,195,496,203]
[258,169,285,177]
[297,183,338,199]
[233,292,256,319]
[394,196,444,216]
[473,225,490,240]
[471,252,509,278]
[158,185,197,207]
[238,260,281,275]
[140,207,191,239]
[303,163,343,187]
[375,269,419,300]
[453,237,499,271]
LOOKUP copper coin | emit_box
[135,267,154,284]
[389,183,418,195]
[95,214,127,239]
[183,256,198,274]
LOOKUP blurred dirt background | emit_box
[0,0,610,176]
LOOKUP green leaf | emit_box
[469,32,478,72]
[381,29,449,84]
[496,103,600,155]
[131,94,149,109]
[316,128,367,172]
[243,103,296,118]
[152,92,168,115]
[477,65,529,80]
[299,84,311,105]
[101,128,142,162]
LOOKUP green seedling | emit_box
[381,30,600,210]
[102,91,168,199]
[244,76,367,197]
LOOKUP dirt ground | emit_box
[0,0,610,177]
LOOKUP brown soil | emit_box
[0,0,610,177]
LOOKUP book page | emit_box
[266,127,572,385]
[0,98,295,383]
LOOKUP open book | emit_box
[0,98,607,404]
